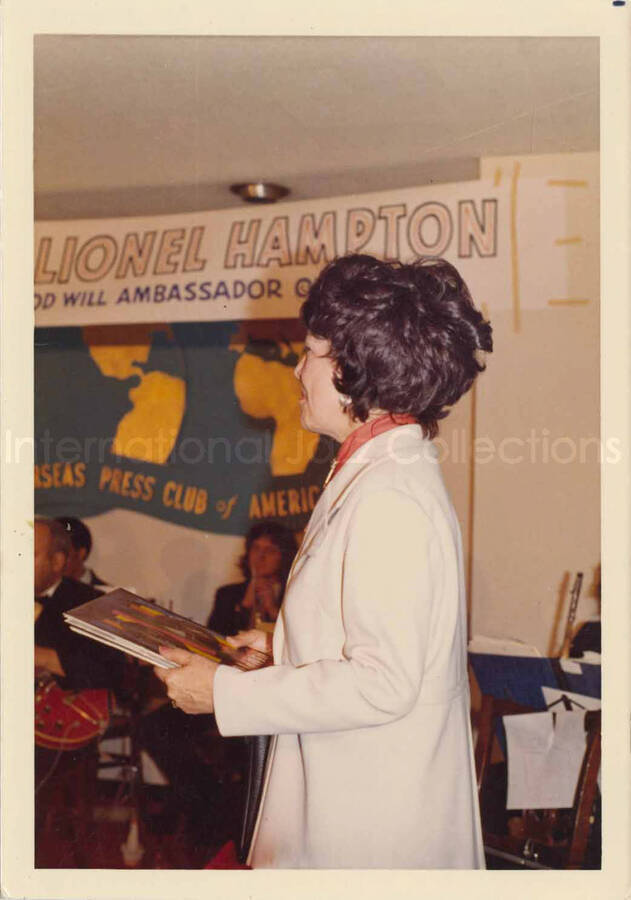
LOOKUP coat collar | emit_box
[295,424,434,561]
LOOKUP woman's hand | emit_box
[153,647,218,714]
[226,628,272,654]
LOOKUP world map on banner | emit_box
[34,321,334,534]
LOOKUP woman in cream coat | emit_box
[156,254,492,869]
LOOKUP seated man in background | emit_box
[34,518,125,836]
[55,515,110,589]
[35,516,126,861]
[35,517,121,690]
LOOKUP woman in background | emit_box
[156,253,492,869]
[207,522,296,636]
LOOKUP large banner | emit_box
[35,320,333,535]
[34,177,521,326]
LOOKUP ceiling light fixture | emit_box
[230,182,290,204]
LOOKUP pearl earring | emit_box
[338,394,352,411]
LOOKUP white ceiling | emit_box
[34,35,599,220]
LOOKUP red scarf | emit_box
[327,413,417,483]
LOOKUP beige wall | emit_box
[470,153,600,652]
[472,305,601,651]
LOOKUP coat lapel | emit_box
[256,424,432,862]
[286,424,430,585]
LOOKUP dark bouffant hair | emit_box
[56,516,92,555]
[301,254,493,438]
[239,521,297,586]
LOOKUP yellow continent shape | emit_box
[85,338,185,465]
[234,352,319,476]
[112,371,186,464]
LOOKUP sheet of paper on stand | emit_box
[540,687,602,793]
[578,651,601,663]
[541,686,601,711]
[560,657,583,675]
[468,635,542,657]
[561,654,600,675]
[504,711,587,809]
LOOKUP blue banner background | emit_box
[34,321,334,535]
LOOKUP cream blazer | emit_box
[214,425,484,868]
